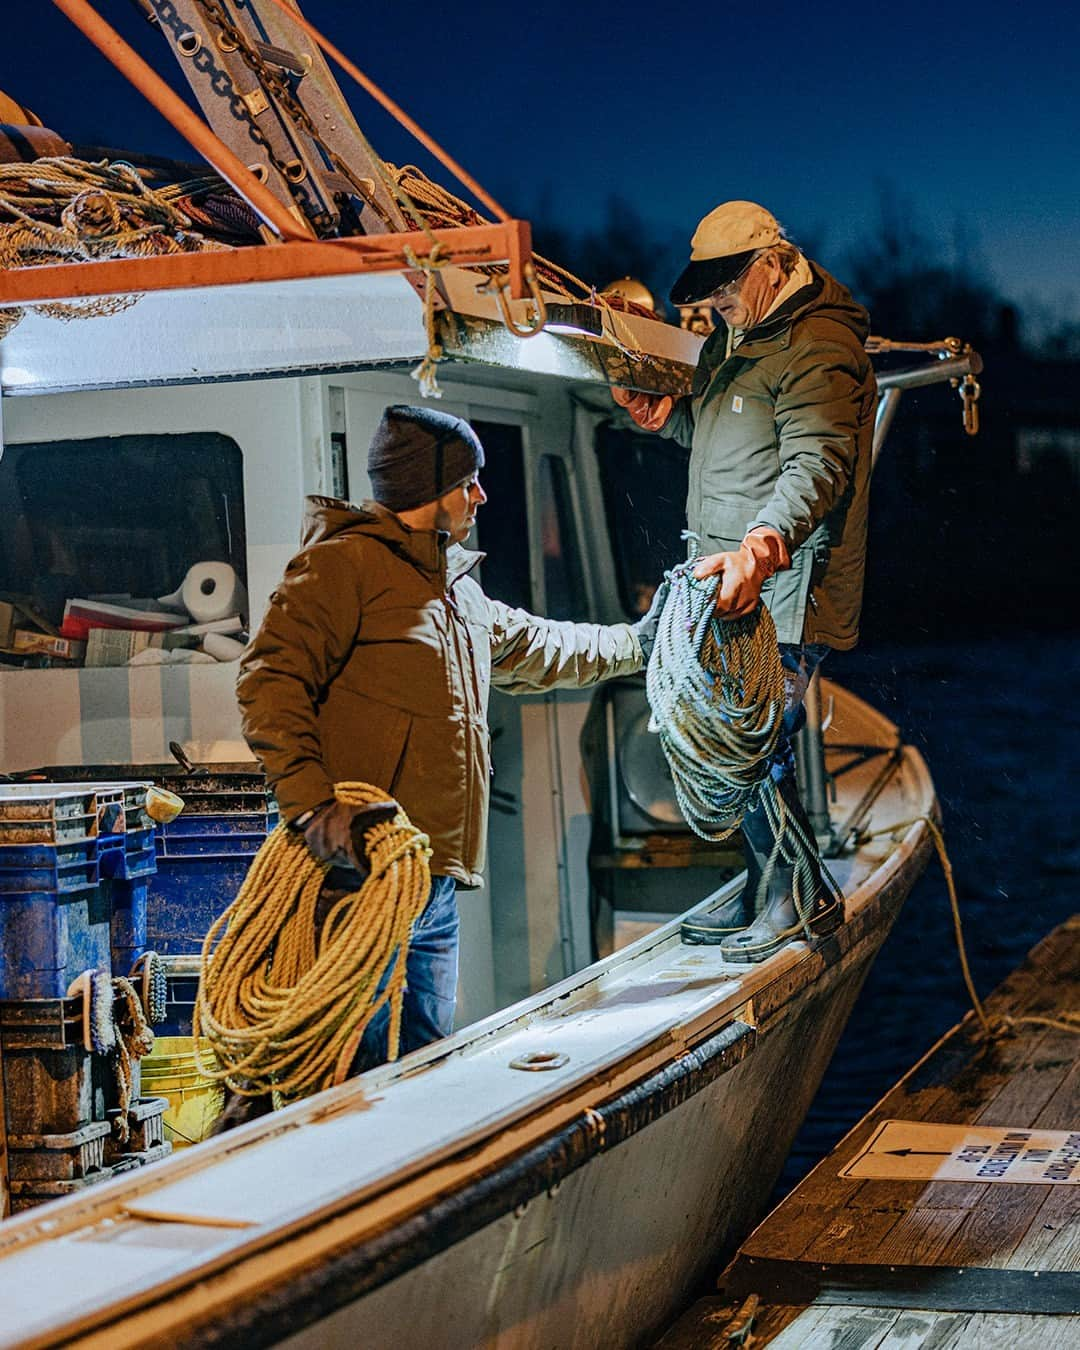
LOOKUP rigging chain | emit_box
[186,0,414,235]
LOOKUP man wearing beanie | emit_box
[613,202,876,963]
[238,405,665,1073]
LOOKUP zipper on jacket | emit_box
[442,583,481,871]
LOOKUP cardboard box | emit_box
[8,630,86,661]
[84,629,162,668]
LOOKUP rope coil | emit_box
[194,783,432,1103]
[111,975,155,1142]
[645,551,841,942]
[646,558,786,841]
[0,156,238,338]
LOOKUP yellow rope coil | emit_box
[194,783,432,1102]
[0,156,232,334]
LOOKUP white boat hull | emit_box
[276,884,910,1350]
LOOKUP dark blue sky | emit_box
[4,0,1077,328]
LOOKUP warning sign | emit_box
[841,1119,1080,1184]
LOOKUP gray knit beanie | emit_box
[367,405,485,512]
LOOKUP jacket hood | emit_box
[749,262,870,345]
[695,262,869,380]
[301,496,482,582]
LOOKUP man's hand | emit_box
[296,797,399,878]
[612,386,674,433]
[693,529,791,618]
[631,574,671,662]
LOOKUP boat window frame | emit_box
[0,429,248,659]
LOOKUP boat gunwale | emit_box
[159,830,939,1350]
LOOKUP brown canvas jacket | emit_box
[237,498,642,885]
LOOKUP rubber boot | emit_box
[718,775,842,963]
[680,783,780,944]
[679,883,753,945]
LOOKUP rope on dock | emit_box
[194,783,432,1103]
[863,814,1080,1040]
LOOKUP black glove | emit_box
[631,574,671,663]
[296,797,399,880]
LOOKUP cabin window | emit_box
[0,432,246,630]
[594,423,689,617]
[537,454,586,620]
[471,420,532,611]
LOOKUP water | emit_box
[775,634,1080,1197]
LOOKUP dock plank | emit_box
[871,1206,969,1266]
[945,1182,1058,1268]
[768,1305,902,1348]
[652,1297,808,1349]
[710,914,1080,1344]
[802,1205,905,1263]
[876,1311,971,1348]
[931,1312,1080,1349]
[1012,1186,1080,1272]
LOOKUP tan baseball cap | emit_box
[669,201,784,306]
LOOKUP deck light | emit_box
[543,302,604,338]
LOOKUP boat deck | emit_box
[0,680,937,1348]
[657,913,1080,1348]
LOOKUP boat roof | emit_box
[0,238,702,398]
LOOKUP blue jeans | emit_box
[351,873,460,1074]
[770,642,830,784]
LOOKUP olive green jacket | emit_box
[663,264,876,648]
[237,498,642,886]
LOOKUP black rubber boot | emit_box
[679,885,753,945]
[680,787,774,945]
[715,774,842,964]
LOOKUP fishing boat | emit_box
[0,2,983,1343]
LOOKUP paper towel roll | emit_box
[167,562,248,625]
[202,632,247,663]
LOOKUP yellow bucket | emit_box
[140,1036,223,1148]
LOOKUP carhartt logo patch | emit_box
[731,395,743,413]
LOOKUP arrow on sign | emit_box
[884,1148,954,1157]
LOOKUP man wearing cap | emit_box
[614,202,876,962]
[238,405,663,1070]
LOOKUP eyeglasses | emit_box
[711,253,760,300]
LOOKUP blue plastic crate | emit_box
[96,835,126,876]
[99,827,157,881]
[0,838,96,869]
[159,811,278,838]
[156,833,267,858]
[107,877,148,971]
[146,854,258,955]
[0,885,112,999]
[0,838,99,894]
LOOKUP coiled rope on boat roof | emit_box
[194,783,431,1103]
[0,156,245,338]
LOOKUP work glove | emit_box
[295,797,399,880]
[693,528,791,619]
[631,574,671,663]
[611,385,675,433]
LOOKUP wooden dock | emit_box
[657,914,1080,1348]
